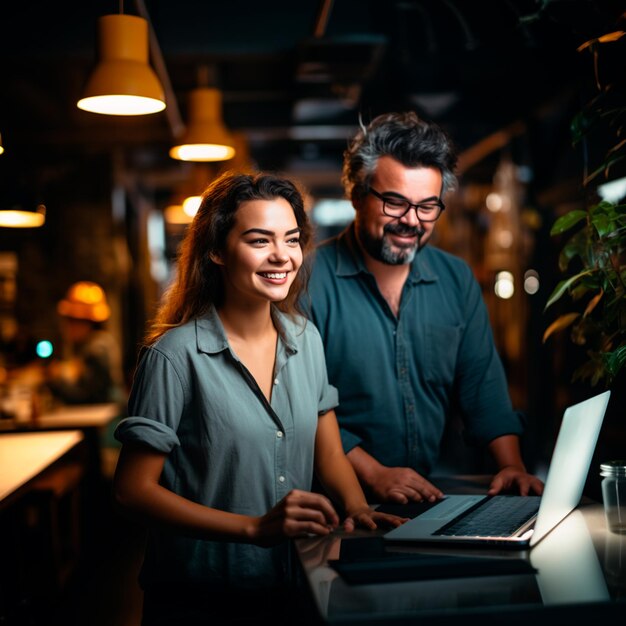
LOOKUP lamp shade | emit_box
[0,204,46,228]
[77,14,166,116]
[169,87,236,161]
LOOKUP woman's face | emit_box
[215,196,303,306]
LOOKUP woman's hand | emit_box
[250,489,341,547]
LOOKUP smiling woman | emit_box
[211,196,304,312]
[110,170,406,625]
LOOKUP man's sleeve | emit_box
[454,269,525,446]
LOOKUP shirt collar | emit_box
[335,222,438,284]
[195,304,300,355]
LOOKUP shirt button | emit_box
[278,475,285,483]
[277,431,283,438]
[274,378,279,385]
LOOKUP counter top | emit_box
[295,477,626,624]
[0,430,84,505]
[0,402,122,432]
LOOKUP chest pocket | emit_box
[424,323,463,385]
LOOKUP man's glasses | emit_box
[368,187,445,222]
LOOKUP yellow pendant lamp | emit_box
[77,13,166,116]
[0,204,46,228]
[169,87,235,162]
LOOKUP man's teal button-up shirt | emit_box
[306,224,524,476]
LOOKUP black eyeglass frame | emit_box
[368,187,446,222]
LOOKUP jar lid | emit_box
[600,460,626,476]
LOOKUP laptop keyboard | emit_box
[433,495,541,537]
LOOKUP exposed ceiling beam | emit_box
[457,121,526,174]
[313,0,335,37]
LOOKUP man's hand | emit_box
[488,466,544,496]
[487,435,544,496]
[346,446,444,504]
[369,466,445,503]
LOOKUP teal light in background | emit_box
[36,340,53,359]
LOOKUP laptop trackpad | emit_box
[419,495,486,520]
[381,495,487,540]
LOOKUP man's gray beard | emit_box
[358,222,420,265]
[380,236,417,265]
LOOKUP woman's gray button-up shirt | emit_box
[114,306,338,590]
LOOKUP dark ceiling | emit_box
[0,0,624,210]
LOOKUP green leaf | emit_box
[604,345,626,377]
[558,229,588,272]
[544,270,593,310]
[570,284,592,301]
[550,210,587,236]
[571,111,589,144]
[591,213,613,237]
[589,200,618,217]
[571,102,603,144]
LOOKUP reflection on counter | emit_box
[604,531,626,599]
[531,509,609,606]
[297,500,626,624]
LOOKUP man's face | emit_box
[353,155,443,265]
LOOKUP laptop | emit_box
[383,390,611,549]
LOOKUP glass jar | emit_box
[600,461,626,534]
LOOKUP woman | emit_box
[113,171,405,625]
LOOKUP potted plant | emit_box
[542,27,626,388]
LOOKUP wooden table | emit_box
[0,401,123,481]
[0,402,122,432]
[0,430,84,510]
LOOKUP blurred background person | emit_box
[45,281,124,406]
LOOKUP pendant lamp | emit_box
[164,164,214,225]
[0,204,46,228]
[77,13,166,116]
[169,87,235,162]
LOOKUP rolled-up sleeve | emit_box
[318,383,338,416]
[114,347,186,453]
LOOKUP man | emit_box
[306,112,543,504]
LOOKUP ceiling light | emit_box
[164,204,191,225]
[170,88,235,162]
[0,204,46,228]
[77,14,166,116]
[0,132,4,155]
[182,195,202,217]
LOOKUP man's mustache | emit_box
[384,223,425,238]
